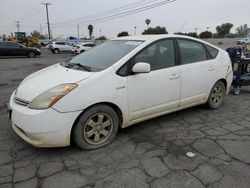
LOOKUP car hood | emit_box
[15,63,93,102]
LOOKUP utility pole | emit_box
[15,21,21,32]
[134,26,137,35]
[42,2,52,39]
[99,29,102,36]
[77,24,80,39]
[40,24,43,35]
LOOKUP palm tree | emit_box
[145,19,151,29]
[88,24,94,38]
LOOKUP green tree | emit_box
[142,26,168,35]
[117,31,129,37]
[145,19,151,29]
[236,24,250,37]
[199,31,213,39]
[88,24,94,38]
[216,23,233,38]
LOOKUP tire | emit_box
[207,81,226,109]
[54,49,60,54]
[73,105,119,150]
[27,51,36,58]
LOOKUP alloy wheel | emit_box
[83,113,113,145]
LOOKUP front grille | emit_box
[14,97,30,106]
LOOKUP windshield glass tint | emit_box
[69,40,143,70]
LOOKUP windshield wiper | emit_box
[67,62,92,72]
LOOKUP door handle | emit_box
[208,66,215,71]
[169,74,180,80]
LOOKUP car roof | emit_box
[112,34,221,50]
[112,34,195,41]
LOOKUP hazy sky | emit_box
[0,0,249,38]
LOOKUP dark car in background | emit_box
[0,41,41,58]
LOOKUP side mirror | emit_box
[132,62,151,74]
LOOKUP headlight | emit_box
[28,83,77,110]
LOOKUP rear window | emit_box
[205,44,219,59]
[178,39,208,64]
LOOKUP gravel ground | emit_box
[0,43,250,188]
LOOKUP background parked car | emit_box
[73,43,95,54]
[0,41,41,58]
[48,41,73,54]
[237,38,250,45]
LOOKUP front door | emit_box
[128,39,181,123]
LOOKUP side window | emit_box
[55,42,65,45]
[178,39,208,64]
[10,43,20,48]
[134,39,175,71]
[205,44,219,59]
[0,42,6,47]
[1,42,11,48]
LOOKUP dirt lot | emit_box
[1,42,250,188]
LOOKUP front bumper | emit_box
[9,93,81,147]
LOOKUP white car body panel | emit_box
[128,66,181,122]
[9,34,233,147]
[15,64,93,102]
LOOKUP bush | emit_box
[142,26,168,35]
[117,31,129,37]
[199,31,212,39]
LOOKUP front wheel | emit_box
[27,51,36,58]
[73,105,119,150]
[207,81,226,109]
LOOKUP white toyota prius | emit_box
[9,35,233,150]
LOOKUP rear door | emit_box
[177,39,217,107]
[65,42,73,52]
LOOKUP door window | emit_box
[9,43,21,48]
[134,39,175,71]
[178,39,208,64]
[55,42,65,45]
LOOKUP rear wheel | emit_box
[27,51,36,58]
[73,105,119,150]
[207,81,225,109]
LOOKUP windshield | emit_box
[69,40,143,71]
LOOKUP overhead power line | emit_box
[54,0,156,25]
[53,0,176,27]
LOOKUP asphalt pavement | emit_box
[0,47,250,188]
